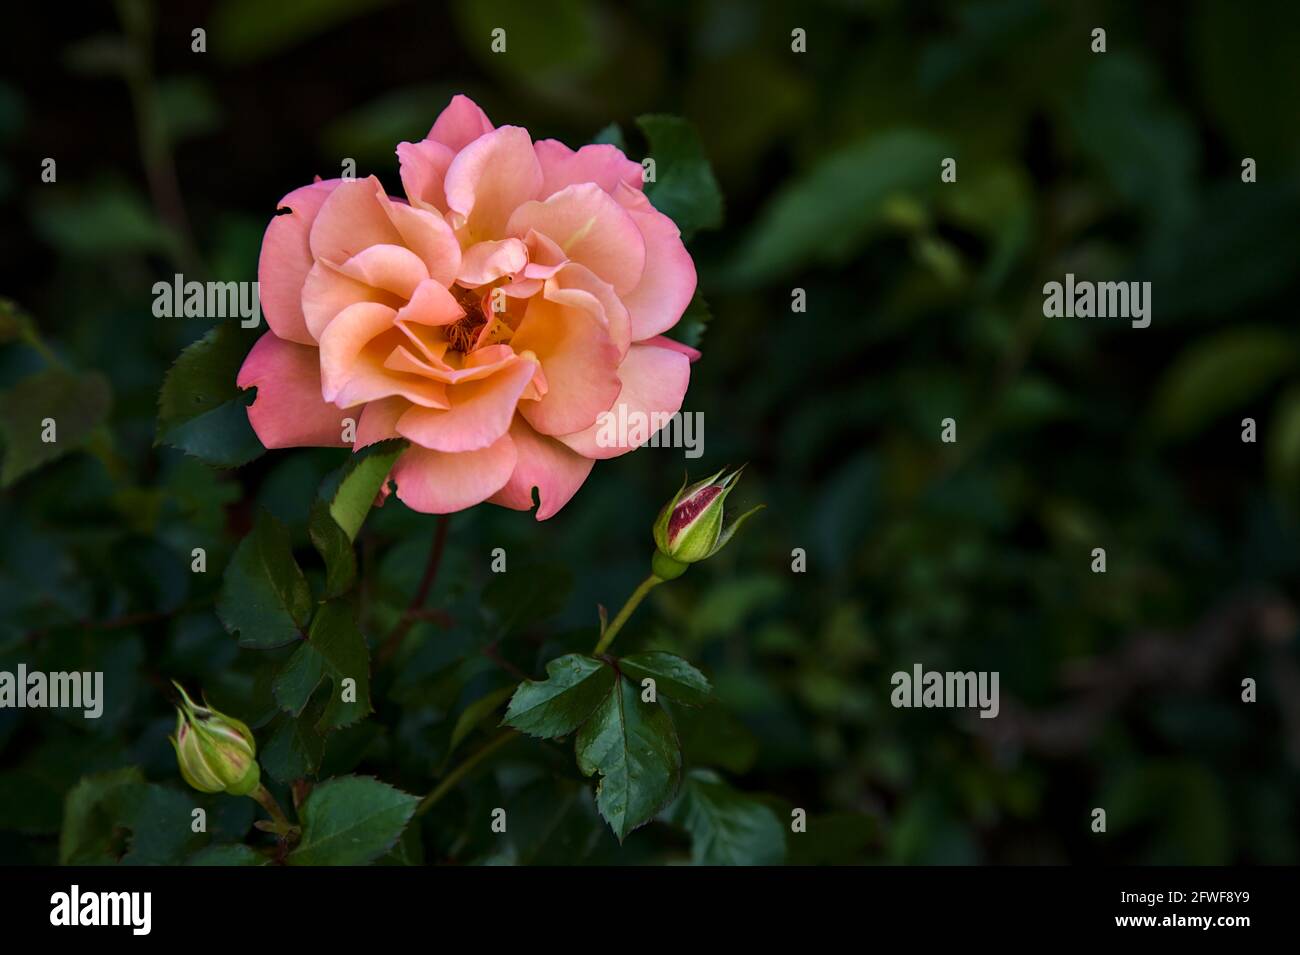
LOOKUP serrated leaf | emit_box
[274,596,372,730]
[217,510,313,649]
[186,844,267,866]
[504,654,613,739]
[0,368,112,487]
[663,769,785,865]
[636,114,723,240]
[575,674,681,841]
[261,708,327,783]
[59,767,144,865]
[288,775,419,866]
[620,652,712,707]
[156,323,264,468]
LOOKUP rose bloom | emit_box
[239,95,699,518]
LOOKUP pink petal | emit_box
[641,333,701,362]
[308,177,404,266]
[614,183,697,341]
[395,278,466,327]
[507,183,646,295]
[355,396,409,448]
[458,238,528,287]
[426,94,494,151]
[511,296,621,436]
[301,260,400,342]
[534,139,644,199]
[555,340,691,459]
[396,356,536,452]
[489,416,596,520]
[336,244,429,300]
[397,139,455,214]
[444,126,543,241]
[317,301,398,401]
[391,433,518,514]
[236,332,356,449]
[257,180,342,345]
[376,193,461,287]
[544,262,631,357]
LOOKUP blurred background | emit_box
[2,0,1299,864]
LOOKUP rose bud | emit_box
[651,467,764,579]
[169,683,260,797]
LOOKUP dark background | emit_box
[1,0,1299,864]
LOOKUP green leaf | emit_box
[503,654,613,739]
[670,294,711,349]
[591,122,625,150]
[0,368,112,488]
[186,844,267,866]
[261,708,327,783]
[664,769,785,865]
[636,115,723,241]
[619,652,712,707]
[731,129,951,285]
[575,674,681,841]
[59,767,144,865]
[289,775,419,866]
[217,510,313,649]
[156,323,264,468]
[274,596,372,730]
[1149,327,1296,441]
[309,439,406,599]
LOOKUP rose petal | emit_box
[355,396,409,448]
[444,126,543,241]
[534,139,644,198]
[398,139,455,214]
[506,183,646,295]
[489,415,595,520]
[458,237,528,287]
[511,296,621,436]
[555,340,691,459]
[391,433,518,514]
[426,94,494,151]
[257,180,342,345]
[376,193,461,287]
[544,262,631,357]
[396,356,536,452]
[237,332,357,448]
[614,183,696,340]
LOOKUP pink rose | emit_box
[238,95,699,519]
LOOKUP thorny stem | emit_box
[377,514,451,666]
[592,574,663,655]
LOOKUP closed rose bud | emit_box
[652,467,764,579]
[169,683,260,797]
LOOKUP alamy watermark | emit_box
[153,274,261,328]
[1042,273,1151,328]
[594,406,704,458]
[890,664,999,719]
[0,666,103,719]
